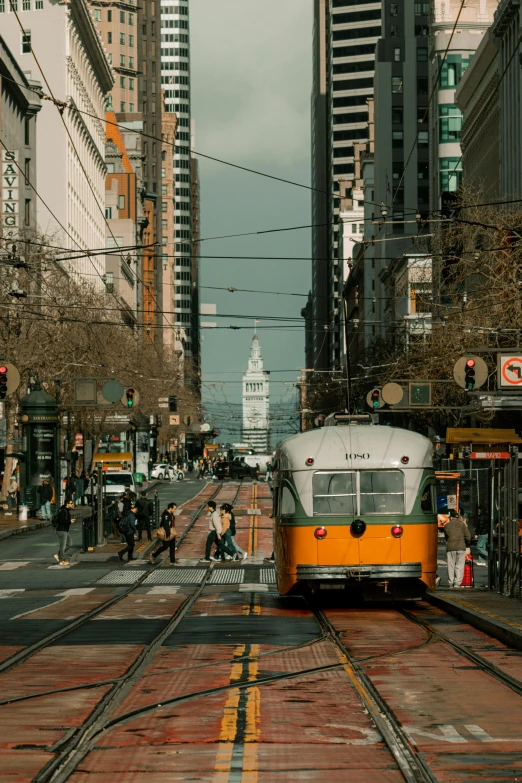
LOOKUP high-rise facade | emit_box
[160,0,196,362]
[242,334,270,453]
[311,0,382,372]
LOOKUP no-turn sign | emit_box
[499,355,522,387]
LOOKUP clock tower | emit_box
[242,332,270,452]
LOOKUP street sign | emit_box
[381,382,403,405]
[200,423,211,432]
[471,451,510,459]
[169,415,180,425]
[74,380,97,404]
[447,495,457,510]
[498,355,522,388]
[409,382,432,406]
[102,379,124,403]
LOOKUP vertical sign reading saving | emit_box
[2,150,19,233]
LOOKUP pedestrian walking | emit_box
[118,503,138,561]
[222,503,247,560]
[53,498,75,565]
[149,502,177,564]
[474,506,489,566]
[202,500,226,562]
[198,459,205,480]
[444,509,471,587]
[136,491,153,541]
[38,478,53,522]
[4,472,18,516]
[265,461,273,482]
[66,471,77,504]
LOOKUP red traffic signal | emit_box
[0,366,7,399]
[465,359,476,390]
[371,389,381,408]
[0,364,19,399]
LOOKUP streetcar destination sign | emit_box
[470,452,510,459]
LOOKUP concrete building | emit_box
[0,34,41,239]
[311,0,382,372]
[242,333,270,453]
[455,28,499,201]
[160,0,196,362]
[429,0,498,211]
[1,0,113,286]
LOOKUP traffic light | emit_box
[0,367,8,400]
[168,396,177,413]
[210,429,217,438]
[366,388,383,409]
[126,388,135,408]
[464,358,476,390]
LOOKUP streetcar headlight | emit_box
[351,519,366,536]
[314,526,327,539]
[391,524,403,538]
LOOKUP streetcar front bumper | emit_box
[296,563,422,581]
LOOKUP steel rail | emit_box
[400,607,522,699]
[0,482,224,675]
[312,607,438,783]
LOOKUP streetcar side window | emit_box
[281,486,296,516]
[313,472,356,515]
[359,471,404,514]
[421,483,436,514]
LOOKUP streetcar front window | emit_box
[313,472,356,515]
[312,470,404,515]
[359,471,404,514]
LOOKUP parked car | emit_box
[214,461,231,480]
[151,463,184,481]
[230,460,256,480]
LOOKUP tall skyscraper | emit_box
[242,333,270,453]
[160,0,197,362]
[311,0,382,371]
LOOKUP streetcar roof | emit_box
[277,425,433,471]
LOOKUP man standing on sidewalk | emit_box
[39,479,53,522]
[444,509,471,587]
[474,506,489,567]
[54,498,75,565]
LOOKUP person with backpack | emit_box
[136,491,153,541]
[118,503,138,561]
[53,498,75,565]
[149,502,177,564]
[222,502,247,561]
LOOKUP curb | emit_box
[0,507,92,542]
[425,590,522,652]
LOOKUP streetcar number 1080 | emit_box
[346,453,370,460]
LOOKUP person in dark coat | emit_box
[54,499,74,565]
[444,509,471,587]
[149,502,177,564]
[474,506,489,566]
[118,503,137,561]
[136,491,153,541]
[39,479,53,522]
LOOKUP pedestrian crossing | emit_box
[94,566,276,587]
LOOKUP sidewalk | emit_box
[0,480,160,542]
[426,588,522,651]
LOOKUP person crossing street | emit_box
[136,491,153,541]
[118,503,138,561]
[149,502,177,565]
[53,498,75,565]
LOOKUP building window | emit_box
[418,162,429,180]
[359,224,364,233]
[392,108,403,125]
[21,31,31,53]
[440,158,462,193]
[105,207,112,219]
[161,167,166,177]
[417,76,428,94]
[162,201,167,212]
[24,157,30,181]
[129,34,134,47]
[439,54,471,88]
[9,0,17,8]
[120,32,125,45]
[107,31,112,43]
[392,76,402,93]
[129,77,134,90]
[118,195,125,209]
[35,0,43,7]
[162,184,167,195]
[120,76,125,88]
[120,101,126,112]
[351,223,357,232]
[129,56,134,68]
[24,117,30,145]
[418,130,429,146]
[417,47,428,62]
[129,103,134,112]
[390,3,398,14]
[106,95,113,110]
[120,54,126,66]
[162,236,168,245]
[107,9,111,20]
[390,25,399,36]
[394,47,401,62]
[24,199,30,225]
[120,10,125,22]
[415,2,429,13]
[129,12,134,24]
[392,130,403,148]
[162,219,167,229]
[107,52,112,64]
[439,104,462,142]
[93,7,101,21]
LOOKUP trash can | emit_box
[19,504,28,522]
[82,515,96,552]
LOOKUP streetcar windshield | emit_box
[312,470,404,515]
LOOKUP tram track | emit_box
[0,481,227,676]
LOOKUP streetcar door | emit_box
[312,471,360,565]
[357,470,403,564]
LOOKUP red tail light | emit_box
[306,457,315,466]
[391,524,403,538]
[314,526,327,539]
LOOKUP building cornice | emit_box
[68,0,114,95]
[492,0,522,35]
[67,96,106,173]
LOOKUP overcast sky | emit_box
[191,0,313,444]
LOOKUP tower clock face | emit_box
[248,409,262,422]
